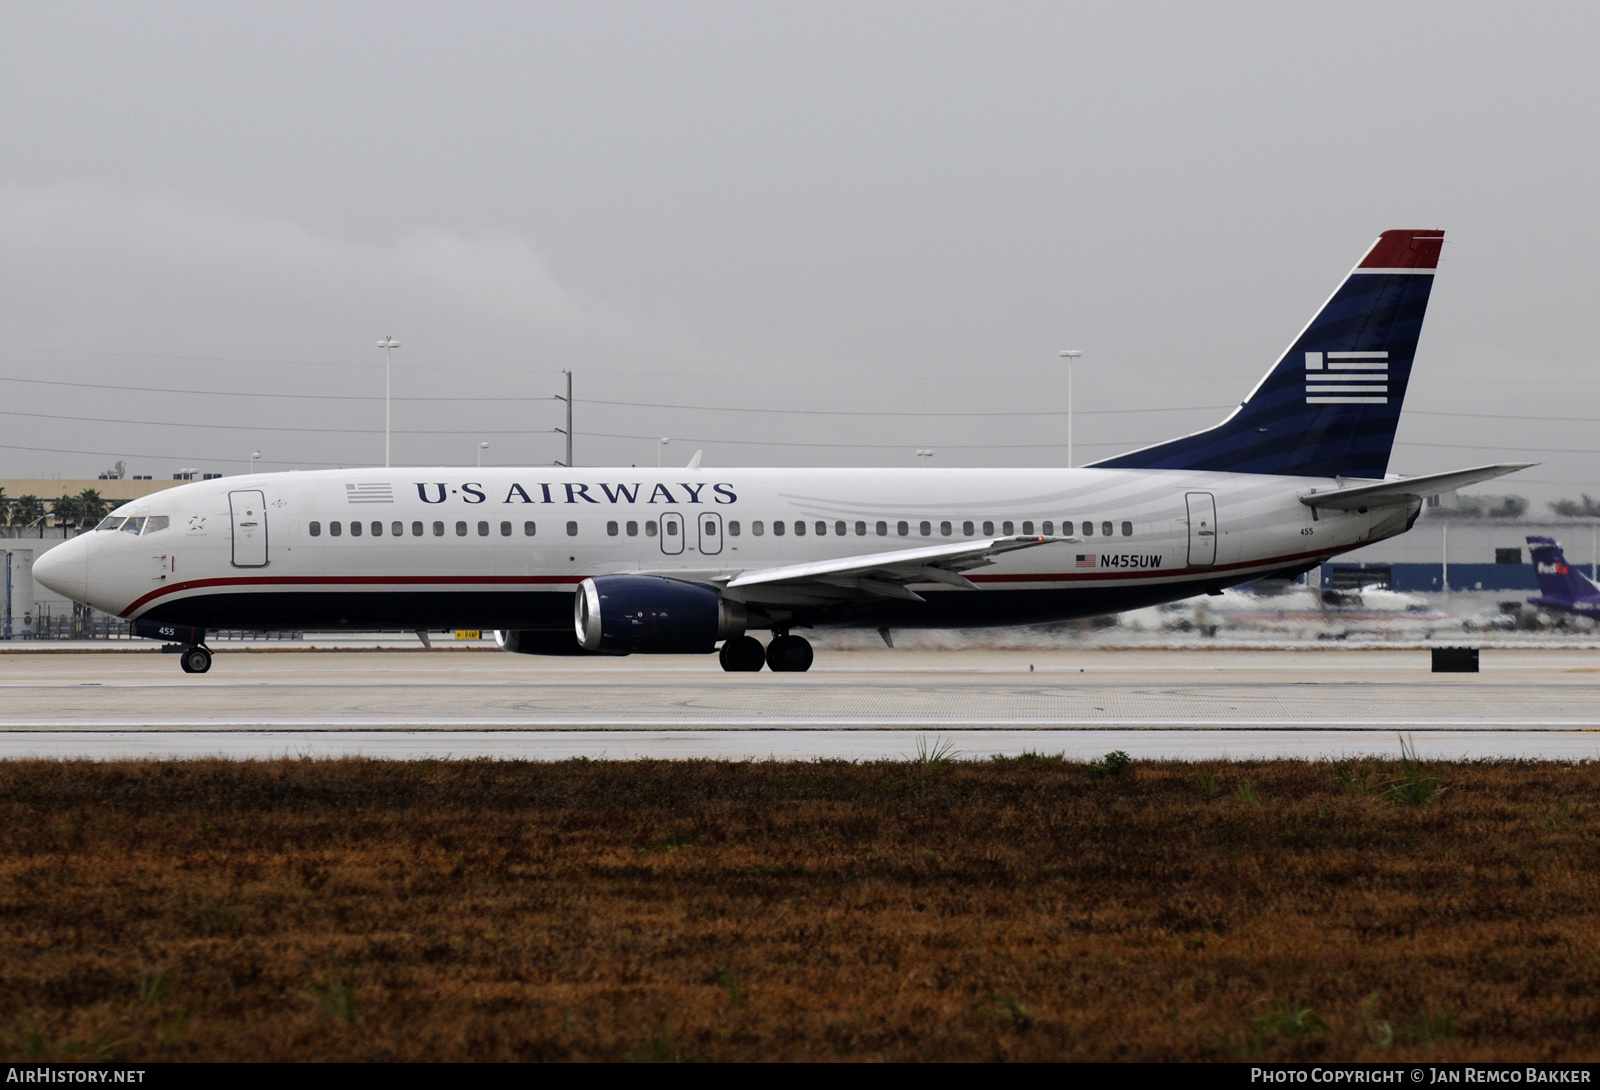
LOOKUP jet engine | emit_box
[575,575,746,654]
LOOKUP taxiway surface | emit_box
[2,646,1597,760]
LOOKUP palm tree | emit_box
[0,486,8,526]
[77,489,109,527]
[12,495,45,533]
[50,494,83,529]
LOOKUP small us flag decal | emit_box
[345,482,394,504]
[1075,554,1097,569]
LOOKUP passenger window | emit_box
[1122,521,1133,537]
[855,521,866,536]
[455,521,467,537]
[1042,521,1053,535]
[371,521,382,537]
[500,521,511,537]
[309,521,321,537]
[567,521,579,537]
[876,521,888,536]
[982,521,994,536]
[1022,521,1034,535]
[940,521,952,537]
[1102,521,1113,537]
[646,521,658,536]
[120,517,145,536]
[664,521,676,537]
[628,521,641,536]
[433,521,444,537]
[524,521,536,536]
[963,521,974,536]
[897,521,909,536]
[330,521,342,537]
[752,521,764,536]
[606,521,619,537]
[477,521,489,537]
[97,517,126,532]
[815,521,826,536]
[1081,522,1093,537]
[412,521,423,536]
[704,520,718,536]
[1002,521,1013,535]
[1061,521,1073,536]
[834,521,845,536]
[351,521,362,537]
[773,521,785,536]
[144,516,169,534]
[392,521,404,537]
[794,521,806,536]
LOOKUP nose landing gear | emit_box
[178,645,213,674]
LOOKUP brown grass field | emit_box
[0,752,1597,1062]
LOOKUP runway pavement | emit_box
[2,646,1597,760]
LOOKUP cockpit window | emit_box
[143,516,170,534]
[119,517,146,536]
[96,516,126,532]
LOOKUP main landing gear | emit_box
[718,633,813,673]
[177,645,213,674]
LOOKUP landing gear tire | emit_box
[719,635,767,672]
[765,634,813,673]
[179,645,212,674]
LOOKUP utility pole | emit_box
[554,370,573,467]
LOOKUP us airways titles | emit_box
[413,482,739,506]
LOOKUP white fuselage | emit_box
[36,464,1410,636]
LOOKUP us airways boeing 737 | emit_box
[34,229,1529,674]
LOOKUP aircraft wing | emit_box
[1298,463,1535,511]
[722,536,1071,602]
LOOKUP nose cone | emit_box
[33,537,88,603]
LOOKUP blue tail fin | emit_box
[1527,536,1600,603]
[1093,230,1443,479]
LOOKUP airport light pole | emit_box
[915,449,934,466]
[658,438,670,468]
[477,441,489,467]
[377,337,400,468]
[249,451,261,475]
[1059,349,1083,467]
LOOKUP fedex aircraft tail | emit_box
[1095,229,1444,479]
[1526,536,1600,609]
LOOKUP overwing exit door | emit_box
[697,512,723,555]
[659,512,684,556]
[1186,492,1217,568]
[229,490,269,567]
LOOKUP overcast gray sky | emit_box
[2,2,1596,504]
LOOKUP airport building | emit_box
[1319,496,1600,593]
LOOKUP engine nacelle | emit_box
[494,629,620,656]
[575,575,746,654]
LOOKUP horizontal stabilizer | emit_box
[726,536,1070,594]
[1298,463,1534,511]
